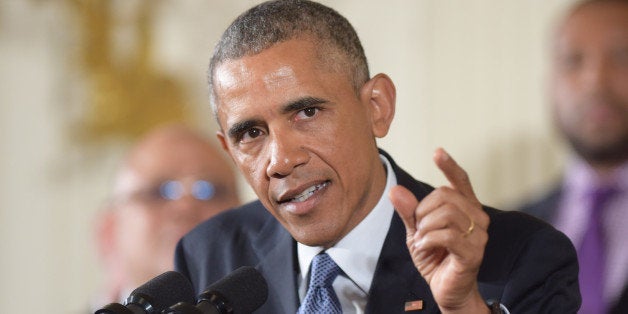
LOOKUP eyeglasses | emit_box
[159,180,216,201]
[118,179,221,205]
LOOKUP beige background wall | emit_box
[0,1,575,313]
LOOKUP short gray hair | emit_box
[208,0,370,115]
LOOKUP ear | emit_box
[94,207,118,265]
[94,206,127,298]
[216,131,230,153]
[359,73,396,138]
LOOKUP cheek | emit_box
[552,78,579,117]
[553,76,577,101]
[326,118,372,155]
[555,101,579,129]
[614,75,628,100]
[115,210,157,255]
[129,210,160,237]
[234,153,269,194]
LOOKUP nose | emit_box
[169,194,198,213]
[265,132,309,178]
[583,56,612,94]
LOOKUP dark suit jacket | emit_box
[176,152,580,313]
[520,186,627,314]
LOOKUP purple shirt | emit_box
[554,158,628,306]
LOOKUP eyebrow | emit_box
[227,119,263,139]
[227,97,329,140]
[281,96,328,114]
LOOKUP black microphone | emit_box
[95,271,195,314]
[95,303,134,314]
[165,266,268,314]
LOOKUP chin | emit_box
[293,228,338,248]
[297,238,332,248]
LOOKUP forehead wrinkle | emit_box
[214,61,258,131]
[215,62,252,94]
[262,65,298,90]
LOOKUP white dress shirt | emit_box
[297,154,396,314]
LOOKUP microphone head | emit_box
[199,266,268,314]
[95,302,134,314]
[127,271,196,313]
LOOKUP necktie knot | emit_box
[310,253,341,288]
[297,252,342,314]
[589,186,617,212]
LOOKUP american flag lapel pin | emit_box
[404,300,423,311]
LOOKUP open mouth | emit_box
[281,181,330,204]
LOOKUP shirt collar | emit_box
[297,154,397,293]
[563,156,628,194]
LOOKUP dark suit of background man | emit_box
[519,1,628,314]
[175,1,580,313]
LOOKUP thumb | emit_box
[389,185,419,235]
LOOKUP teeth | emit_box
[291,182,327,203]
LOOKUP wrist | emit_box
[487,300,508,314]
[488,301,500,314]
[439,290,491,314]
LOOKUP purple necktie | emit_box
[578,186,616,314]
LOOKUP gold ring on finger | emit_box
[464,219,475,237]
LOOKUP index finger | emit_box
[433,148,477,200]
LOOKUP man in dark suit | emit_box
[175,1,580,313]
[519,1,628,313]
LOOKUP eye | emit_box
[160,180,183,200]
[558,52,583,72]
[240,127,265,143]
[295,107,319,120]
[192,180,215,201]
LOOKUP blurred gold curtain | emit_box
[68,0,192,144]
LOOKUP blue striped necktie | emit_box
[297,253,342,314]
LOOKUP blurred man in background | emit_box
[520,0,628,313]
[91,124,240,309]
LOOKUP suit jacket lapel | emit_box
[367,151,440,313]
[251,208,299,314]
[366,213,439,313]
